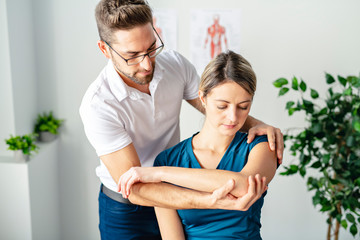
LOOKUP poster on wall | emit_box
[153,9,178,51]
[190,9,242,75]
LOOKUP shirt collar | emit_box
[106,60,129,102]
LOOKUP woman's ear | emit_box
[98,40,111,59]
[198,90,206,106]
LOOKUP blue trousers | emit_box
[98,185,161,240]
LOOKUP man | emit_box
[80,0,283,239]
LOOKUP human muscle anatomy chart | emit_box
[191,9,241,74]
[204,15,228,59]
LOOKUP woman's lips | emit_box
[223,124,237,129]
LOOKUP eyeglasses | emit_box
[104,27,164,66]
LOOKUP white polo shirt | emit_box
[79,50,199,191]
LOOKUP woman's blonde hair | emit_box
[200,50,256,97]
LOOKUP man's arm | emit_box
[186,98,284,162]
[101,143,265,210]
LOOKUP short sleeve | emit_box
[153,151,167,167]
[174,52,200,100]
[248,135,268,152]
[79,101,132,157]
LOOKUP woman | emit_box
[119,50,277,239]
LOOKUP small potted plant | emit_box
[5,133,39,162]
[34,111,64,142]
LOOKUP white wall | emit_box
[32,1,104,238]
[148,1,360,239]
[0,0,61,239]
[6,0,38,135]
[0,0,15,156]
[2,0,359,239]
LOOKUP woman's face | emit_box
[201,81,252,136]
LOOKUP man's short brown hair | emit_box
[95,0,153,43]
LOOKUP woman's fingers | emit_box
[126,175,139,197]
[118,168,134,197]
[120,172,129,198]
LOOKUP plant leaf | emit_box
[288,108,297,116]
[310,89,319,99]
[338,75,347,87]
[279,87,289,96]
[326,73,335,84]
[300,80,307,92]
[348,76,360,87]
[347,213,355,223]
[292,77,299,90]
[286,101,295,109]
[299,166,306,177]
[273,78,288,88]
[354,121,360,132]
[350,224,358,236]
[310,161,322,169]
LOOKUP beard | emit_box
[112,59,155,86]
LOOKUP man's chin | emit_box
[134,74,153,85]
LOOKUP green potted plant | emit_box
[5,133,39,162]
[273,73,360,240]
[34,111,64,142]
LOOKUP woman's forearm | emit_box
[158,167,249,197]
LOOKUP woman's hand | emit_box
[118,167,162,198]
[210,174,267,211]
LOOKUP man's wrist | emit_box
[202,193,218,209]
[241,116,263,132]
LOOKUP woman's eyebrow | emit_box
[215,99,252,104]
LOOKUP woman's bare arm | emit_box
[155,207,185,240]
[119,142,277,198]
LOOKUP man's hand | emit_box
[247,123,284,164]
[210,174,267,211]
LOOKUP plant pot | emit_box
[38,131,57,142]
[14,150,30,163]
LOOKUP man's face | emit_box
[109,23,158,85]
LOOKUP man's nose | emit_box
[140,55,152,71]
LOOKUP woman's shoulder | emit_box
[153,135,195,167]
[232,132,268,151]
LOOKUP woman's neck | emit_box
[193,122,236,154]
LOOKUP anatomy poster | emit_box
[190,9,241,75]
[153,9,178,51]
